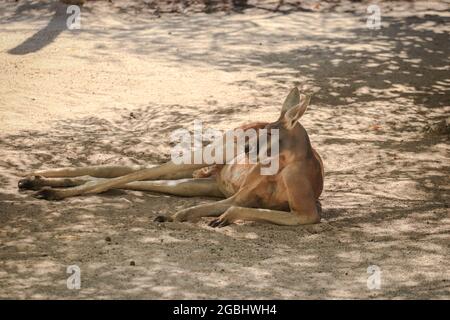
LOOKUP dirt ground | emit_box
[0,0,449,299]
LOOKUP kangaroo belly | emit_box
[216,163,253,197]
[216,163,290,211]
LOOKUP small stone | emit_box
[130,260,136,266]
[105,236,112,242]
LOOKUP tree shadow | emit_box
[146,12,449,108]
[7,2,72,55]
[45,4,447,110]
[1,95,448,298]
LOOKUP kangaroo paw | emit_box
[33,187,64,201]
[18,175,45,190]
[154,215,173,223]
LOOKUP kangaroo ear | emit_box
[281,87,300,114]
[284,94,311,129]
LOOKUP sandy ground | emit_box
[0,0,449,299]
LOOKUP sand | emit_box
[0,0,449,299]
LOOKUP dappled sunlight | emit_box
[0,0,448,299]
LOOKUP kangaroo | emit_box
[18,88,324,227]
